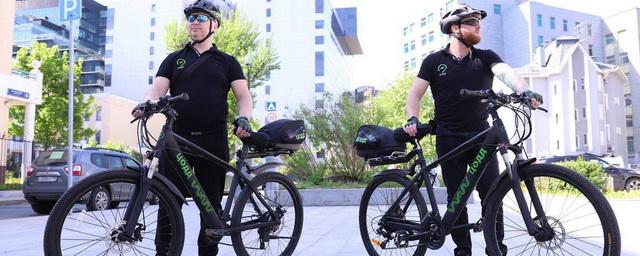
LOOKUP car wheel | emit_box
[626,178,640,191]
[87,186,111,211]
[30,200,56,214]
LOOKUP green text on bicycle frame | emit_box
[176,153,215,213]
[447,148,488,213]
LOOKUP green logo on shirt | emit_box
[437,64,447,77]
[176,58,186,69]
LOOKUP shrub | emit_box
[556,157,606,190]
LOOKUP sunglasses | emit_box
[187,14,212,23]
[460,18,480,26]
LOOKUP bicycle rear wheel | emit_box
[43,170,185,255]
[359,172,428,256]
[483,163,620,256]
[231,172,303,256]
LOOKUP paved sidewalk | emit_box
[0,190,24,206]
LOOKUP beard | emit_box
[460,30,481,45]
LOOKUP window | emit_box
[106,35,113,44]
[537,35,544,46]
[410,58,416,68]
[582,107,586,118]
[428,31,434,42]
[427,13,434,23]
[106,9,115,29]
[628,137,635,153]
[584,134,588,146]
[151,4,156,12]
[605,33,614,44]
[403,43,408,53]
[150,32,155,40]
[91,154,106,167]
[149,61,154,70]
[409,23,415,33]
[549,17,555,29]
[410,40,415,51]
[315,35,324,45]
[573,79,577,91]
[404,61,409,70]
[315,83,325,92]
[105,50,113,58]
[95,131,101,145]
[265,71,271,80]
[315,0,323,13]
[627,116,634,127]
[493,4,501,15]
[149,46,154,55]
[588,44,593,56]
[606,55,616,65]
[124,158,140,169]
[536,14,542,27]
[554,84,557,94]
[555,113,559,123]
[265,85,270,95]
[562,19,568,31]
[580,77,585,90]
[315,20,324,29]
[574,109,578,121]
[587,24,592,36]
[266,8,271,17]
[150,18,155,26]
[96,106,102,121]
[620,52,629,64]
[420,35,426,45]
[266,23,271,32]
[148,76,153,84]
[420,17,426,27]
[315,99,324,109]
[557,140,560,150]
[106,155,124,169]
[315,52,324,76]
[403,27,408,36]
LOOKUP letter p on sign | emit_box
[60,0,82,21]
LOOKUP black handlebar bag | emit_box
[354,125,406,159]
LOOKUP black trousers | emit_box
[436,133,505,254]
[155,130,229,256]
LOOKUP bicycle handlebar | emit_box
[460,89,548,112]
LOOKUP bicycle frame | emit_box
[382,104,547,240]
[117,111,285,240]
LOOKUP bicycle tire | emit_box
[43,170,185,255]
[483,163,621,256]
[359,172,429,256]
[231,172,303,256]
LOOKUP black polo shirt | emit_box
[417,44,502,132]
[156,43,245,132]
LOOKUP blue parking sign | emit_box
[60,0,82,21]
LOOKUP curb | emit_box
[0,190,26,206]
[298,187,473,206]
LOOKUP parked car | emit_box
[22,147,153,214]
[541,153,640,191]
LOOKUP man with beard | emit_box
[402,4,543,256]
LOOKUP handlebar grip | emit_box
[460,89,491,97]
[168,93,189,103]
[393,123,434,143]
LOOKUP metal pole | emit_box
[67,19,74,190]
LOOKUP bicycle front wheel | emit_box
[43,170,185,255]
[483,163,621,256]
[359,172,428,256]
[231,172,303,256]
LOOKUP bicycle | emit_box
[357,89,621,255]
[43,93,304,255]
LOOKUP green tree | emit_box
[9,43,95,149]
[293,93,370,182]
[370,72,437,160]
[164,10,279,148]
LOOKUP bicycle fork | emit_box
[115,156,158,242]
[500,146,554,242]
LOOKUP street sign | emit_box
[7,88,30,99]
[265,101,277,112]
[60,0,82,21]
[265,112,277,123]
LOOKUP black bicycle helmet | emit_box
[439,4,487,34]
[184,0,221,44]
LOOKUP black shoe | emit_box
[485,243,508,256]
[454,247,472,256]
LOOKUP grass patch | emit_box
[604,190,640,199]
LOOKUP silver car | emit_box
[22,147,150,214]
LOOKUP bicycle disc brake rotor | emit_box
[535,216,565,250]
